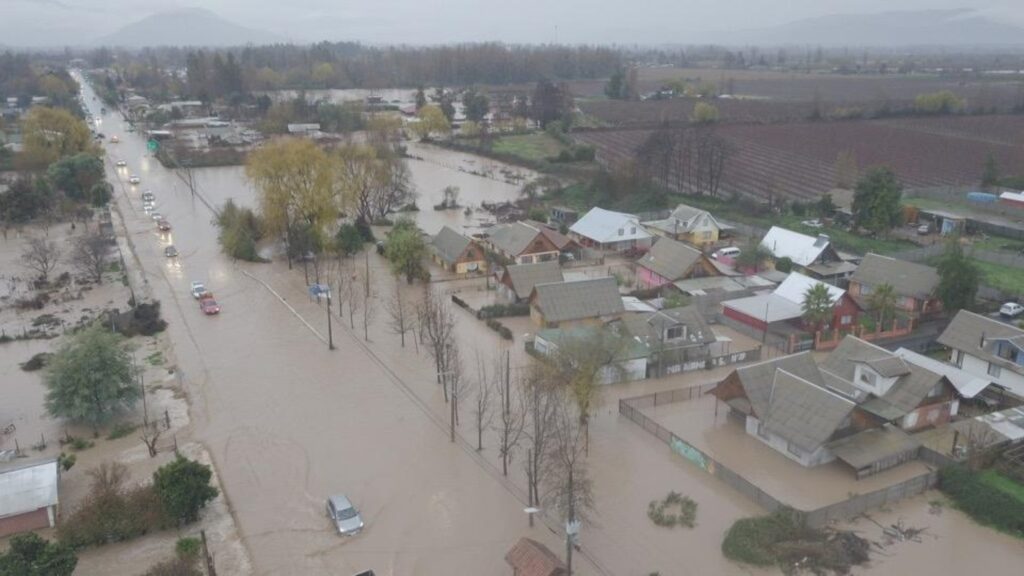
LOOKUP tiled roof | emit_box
[733,352,823,418]
[505,537,567,576]
[763,369,856,453]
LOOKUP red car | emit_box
[199,296,220,315]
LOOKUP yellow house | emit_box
[645,203,721,248]
[430,226,487,274]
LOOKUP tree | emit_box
[0,176,53,228]
[71,232,109,283]
[152,456,219,525]
[604,70,626,99]
[360,269,376,341]
[21,236,61,282]
[852,167,903,235]
[215,199,264,262]
[523,365,558,526]
[419,288,456,401]
[385,220,427,283]
[47,153,105,202]
[937,236,980,313]
[735,240,770,273]
[982,153,1000,188]
[543,388,594,575]
[531,79,573,128]
[415,86,427,109]
[801,283,835,333]
[462,89,490,123]
[493,355,526,476]
[444,342,468,443]
[345,273,361,330]
[0,533,77,576]
[774,256,794,273]
[816,192,837,218]
[691,102,720,124]
[44,325,138,432]
[914,90,964,114]
[471,355,495,451]
[20,106,95,168]
[335,223,364,257]
[866,282,898,330]
[412,105,450,140]
[385,280,414,347]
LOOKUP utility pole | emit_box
[326,288,334,350]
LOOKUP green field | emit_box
[980,470,1024,504]
[971,260,1024,297]
[491,133,567,162]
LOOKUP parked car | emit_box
[199,295,220,315]
[800,219,824,228]
[713,246,741,260]
[129,175,141,185]
[1000,302,1024,318]
[164,245,179,258]
[156,219,171,231]
[190,281,208,299]
[326,494,364,535]
[115,159,127,167]
[917,223,931,235]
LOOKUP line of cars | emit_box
[190,281,220,315]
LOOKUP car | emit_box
[190,281,208,299]
[326,494,364,536]
[110,135,119,143]
[1000,302,1024,318]
[157,219,171,231]
[713,246,741,260]
[164,245,179,258]
[115,159,127,167]
[801,219,824,228]
[151,212,163,221]
[141,191,155,202]
[129,175,141,185]
[199,296,220,315]
[917,223,931,235]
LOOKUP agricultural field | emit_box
[579,97,833,126]
[575,114,1024,202]
[490,132,567,162]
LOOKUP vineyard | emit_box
[574,115,1024,202]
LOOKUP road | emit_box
[77,77,584,576]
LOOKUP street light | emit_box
[309,283,334,350]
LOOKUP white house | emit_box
[0,457,60,537]
[569,207,653,253]
[937,310,1024,397]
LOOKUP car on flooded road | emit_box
[326,494,364,535]
[150,212,163,221]
[110,135,119,143]
[129,175,141,185]
[116,159,127,167]
[199,295,220,315]
[157,219,171,232]
[164,245,179,258]
[141,191,155,202]
[190,281,209,299]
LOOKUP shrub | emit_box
[106,422,139,440]
[118,301,168,337]
[939,466,1024,537]
[647,491,697,528]
[20,352,52,371]
[774,257,793,273]
[451,295,470,310]
[477,303,530,319]
[0,532,77,576]
[153,456,219,525]
[485,318,513,340]
[58,462,164,548]
[175,537,201,560]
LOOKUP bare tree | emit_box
[419,287,457,402]
[543,388,594,575]
[371,156,415,220]
[21,237,61,283]
[493,352,526,476]
[360,278,376,341]
[385,280,414,347]
[140,422,162,458]
[523,365,558,526]
[71,232,109,283]
[471,354,495,451]
[444,343,469,443]
[345,273,361,330]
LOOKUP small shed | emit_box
[505,537,567,576]
[0,457,60,537]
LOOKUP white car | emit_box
[190,281,209,299]
[801,219,824,229]
[129,175,141,185]
[150,212,163,222]
[1000,302,1024,318]
[115,159,127,167]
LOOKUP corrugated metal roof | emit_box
[570,207,651,244]
[532,277,624,323]
[851,253,940,299]
[760,226,830,267]
[0,458,59,518]
[430,226,473,265]
[638,237,706,281]
[764,369,856,453]
[504,261,564,298]
[773,272,846,305]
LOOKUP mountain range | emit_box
[95,8,282,48]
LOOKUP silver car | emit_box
[326,494,364,535]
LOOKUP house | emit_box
[619,306,718,377]
[498,261,564,302]
[759,226,857,282]
[848,253,941,317]
[533,223,581,261]
[484,221,561,264]
[0,458,60,537]
[287,123,321,135]
[529,277,624,328]
[549,206,579,228]
[712,335,962,478]
[533,325,650,384]
[636,237,720,290]
[505,537,567,576]
[644,203,723,247]
[569,207,653,253]
[722,272,860,334]
[429,226,487,274]
[937,310,1024,397]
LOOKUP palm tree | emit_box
[802,283,835,333]
[866,282,897,331]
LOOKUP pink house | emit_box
[636,237,721,290]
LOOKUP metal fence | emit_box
[620,388,941,528]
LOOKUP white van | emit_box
[713,247,741,260]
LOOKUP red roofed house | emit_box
[505,537,567,576]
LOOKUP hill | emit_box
[95,8,282,48]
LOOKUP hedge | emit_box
[939,466,1024,537]
[477,302,529,319]
[486,318,513,340]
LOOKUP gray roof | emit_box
[487,221,545,256]
[734,352,823,418]
[0,457,59,518]
[504,261,564,298]
[763,369,856,453]
[828,425,921,470]
[638,238,707,281]
[865,355,911,378]
[431,226,474,265]
[937,310,1024,377]
[531,277,624,323]
[619,306,716,349]
[851,253,940,299]
[645,204,721,235]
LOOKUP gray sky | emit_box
[3,0,1024,47]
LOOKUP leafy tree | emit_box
[462,89,490,123]
[531,79,573,128]
[692,102,720,124]
[914,90,965,114]
[215,199,264,262]
[801,283,835,332]
[385,219,427,283]
[982,153,1000,188]
[44,325,138,432]
[774,256,794,273]
[415,86,427,109]
[89,181,112,206]
[335,223,364,256]
[20,106,95,168]
[47,153,105,202]
[412,105,450,140]
[152,456,219,525]
[937,237,980,313]
[0,177,53,227]
[0,533,77,576]
[852,167,903,235]
[604,69,625,99]
[735,240,771,272]
[866,282,898,330]
[816,192,837,218]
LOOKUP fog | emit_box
[3,0,1024,47]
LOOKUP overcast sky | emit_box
[3,0,1024,47]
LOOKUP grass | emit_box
[146,351,165,366]
[491,133,567,163]
[971,260,1024,297]
[971,235,1024,253]
[980,470,1024,503]
[107,422,139,440]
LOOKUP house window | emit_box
[954,350,964,368]
[927,383,942,398]
[787,442,805,457]
[988,363,1002,378]
[666,326,684,340]
[630,227,637,234]
[840,315,852,325]
[618,228,624,236]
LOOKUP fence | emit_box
[620,387,941,528]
